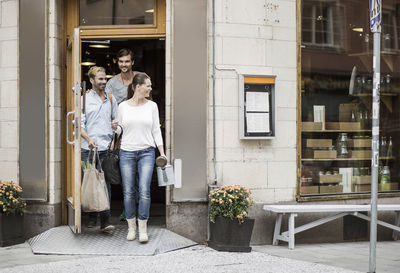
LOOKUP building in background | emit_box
[1,0,399,244]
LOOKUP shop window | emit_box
[302,0,344,49]
[80,0,155,26]
[299,0,400,199]
[382,10,399,51]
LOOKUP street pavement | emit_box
[0,242,362,273]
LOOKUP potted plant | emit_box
[0,181,26,247]
[208,184,255,252]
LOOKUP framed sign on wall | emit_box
[239,75,276,139]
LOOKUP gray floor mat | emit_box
[28,225,197,256]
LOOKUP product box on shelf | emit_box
[320,185,343,194]
[339,122,361,130]
[352,183,399,192]
[339,103,358,122]
[352,184,370,192]
[380,183,399,191]
[349,150,372,158]
[306,139,332,148]
[302,122,323,131]
[352,175,371,185]
[325,122,340,130]
[301,186,319,194]
[348,139,372,148]
[319,174,342,184]
[313,150,337,159]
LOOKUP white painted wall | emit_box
[47,0,63,204]
[208,0,297,203]
[0,0,19,182]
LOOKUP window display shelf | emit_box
[350,93,397,112]
[302,130,372,133]
[351,93,398,97]
[301,157,395,162]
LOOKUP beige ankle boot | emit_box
[126,218,136,241]
[138,219,148,243]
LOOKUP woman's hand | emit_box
[111,119,119,131]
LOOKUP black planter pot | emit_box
[0,214,24,247]
[208,216,255,252]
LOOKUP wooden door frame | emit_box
[62,0,167,224]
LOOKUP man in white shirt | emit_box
[81,66,118,232]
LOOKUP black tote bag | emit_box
[101,126,123,185]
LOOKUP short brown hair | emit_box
[88,66,106,79]
[117,48,134,61]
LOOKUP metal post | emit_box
[369,1,381,272]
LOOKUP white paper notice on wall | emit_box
[174,159,182,188]
[246,92,269,112]
[246,113,270,133]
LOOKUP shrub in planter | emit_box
[208,185,255,252]
[0,181,26,247]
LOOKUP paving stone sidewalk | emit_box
[0,244,358,273]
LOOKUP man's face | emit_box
[90,71,107,92]
[118,55,133,73]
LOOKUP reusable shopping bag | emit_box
[81,148,110,212]
[101,126,123,185]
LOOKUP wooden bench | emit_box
[263,204,400,249]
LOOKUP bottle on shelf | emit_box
[385,74,392,93]
[351,110,356,122]
[366,78,373,94]
[380,136,387,157]
[380,76,386,93]
[361,76,366,93]
[356,109,365,129]
[354,77,362,94]
[379,166,391,191]
[387,136,393,158]
[336,133,349,158]
[364,110,369,128]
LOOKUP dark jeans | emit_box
[81,149,111,221]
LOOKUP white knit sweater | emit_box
[117,100,163,151]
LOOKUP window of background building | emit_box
[300,0,400,198]
[302,1,344,48]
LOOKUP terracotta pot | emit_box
[208,216,255,252]
[0,214,24,247]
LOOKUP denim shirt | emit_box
[81,90,118,151]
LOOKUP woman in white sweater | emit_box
[118,72,165,243]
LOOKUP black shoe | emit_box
[100,217,115,232]
[87,217,97,228]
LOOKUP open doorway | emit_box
[81,38,166,226]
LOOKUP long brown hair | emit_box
[126,72,150,100]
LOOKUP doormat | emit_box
[28,225,197,256]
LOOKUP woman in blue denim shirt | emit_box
[118,72,165,243]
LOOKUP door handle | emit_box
[66,111,75,145]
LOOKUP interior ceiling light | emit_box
[81,59,96,66]
[82,40,110,44]
[89,44,110,49]
[352,28,363,33]
[145,9,154,13]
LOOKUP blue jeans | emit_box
[81,149,111,219]
[119,147,155,220]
